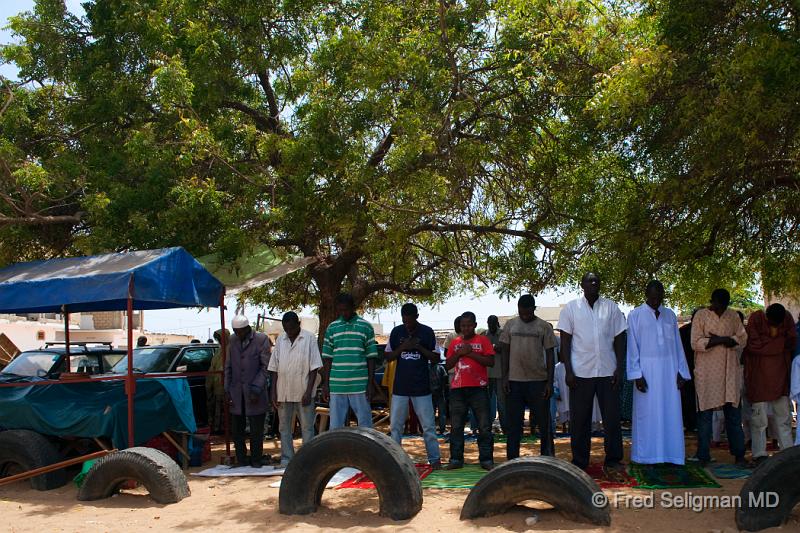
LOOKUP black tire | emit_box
[736,445,800,531]
[279,427,422,520]
[0,429,67,491]
[459,456,611,526]
[77,447,190,504]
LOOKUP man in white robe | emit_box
[627,280,691,465]
[792,354,800,446]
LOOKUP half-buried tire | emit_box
[78,447,189,504]
[279,427,422,520]
[736,445,800,531]
[460,456,611,526]
[0,429,67,491]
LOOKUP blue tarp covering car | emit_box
[0,377,196,448]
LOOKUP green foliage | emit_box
[1,0,797,321]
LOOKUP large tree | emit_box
[1,0,594,329]
[4,0,797,319]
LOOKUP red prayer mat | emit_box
[585,463,639,489]
[337,463,433,489]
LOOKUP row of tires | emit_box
[1,426,797,530]
[279,427,800,531]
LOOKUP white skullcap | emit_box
[232,315,250,329]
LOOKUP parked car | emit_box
[109,343,218,426]
[0,343,125,380]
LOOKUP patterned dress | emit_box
[690,309,748,411]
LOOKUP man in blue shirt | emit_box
[385,303,442,468]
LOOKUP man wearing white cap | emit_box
[224,315,271,467]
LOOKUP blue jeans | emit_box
[329,393,373,429]
[391,394,441,463]
[697,403,745,462]
[449,386,493,464]
[277,401,317,466]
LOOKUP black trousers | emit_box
[506,380,554,459]
[231,394,266,465]
[569,376,623,469]
[449,386,494,464]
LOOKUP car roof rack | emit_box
[44,341,114,347]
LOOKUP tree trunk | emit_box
[317,286,339,350]
[310,250,365,348]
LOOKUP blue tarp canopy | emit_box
[0,247,224,314]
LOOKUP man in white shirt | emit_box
[557,272,627,471]
[268,312,323,467]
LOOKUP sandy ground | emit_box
[1,430,798,533]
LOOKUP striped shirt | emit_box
[322,314,379,394]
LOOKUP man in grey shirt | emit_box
[501,295,557,458]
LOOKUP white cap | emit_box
[232,315,250,329]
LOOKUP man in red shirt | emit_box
[744,303,797,464]
[445,311,495,470]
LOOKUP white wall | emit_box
[0,321,65,352]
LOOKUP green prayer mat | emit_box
[493,434,539,444]
[421,464,489,489]
[629,462,721,489]
[73,459,97,488]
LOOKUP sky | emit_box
[1,1,623,338]
[1,1,86,79]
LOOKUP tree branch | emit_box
[362,280,434,298]
[256,71,282,134]
[411,222,568,252]
[0,212,85,226]
[220,100,272,132]
[367,126,396,167]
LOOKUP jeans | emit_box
[569,376,623,469]
[431,388,447,434]
[449,386,493,464]
[506,380,554,459]
[391,394,441,463]
[751,397,793,458]
[697,403,745,462]
[231,412,266,465]
[329,393,373,429]
[277,401,317,466]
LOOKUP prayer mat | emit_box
[629,462,721,489]
[270,467,358,488]
[709,463,751,479]
[493,434,539,444]
[192,465,285,477]
[585,463,638,489]
[337,463,433,489]
[421,464,489,489]
[712,441,777,451]
[589,429,633,438]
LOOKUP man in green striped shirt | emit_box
[321,293,380,428]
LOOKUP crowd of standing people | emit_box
[221,275,800,474]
